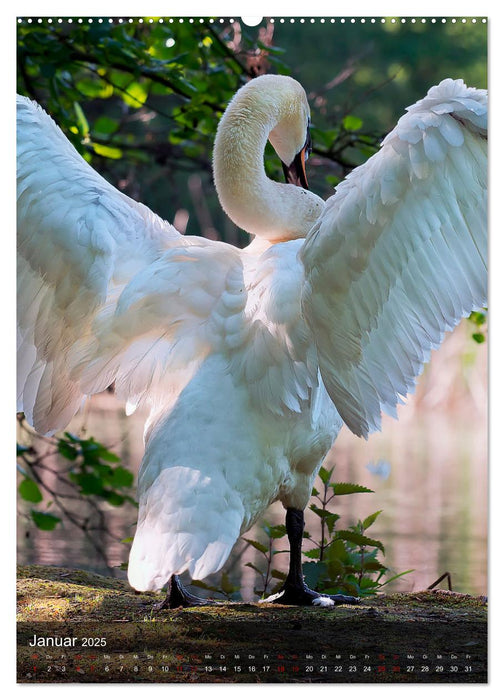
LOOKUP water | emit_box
[17,325,487,598]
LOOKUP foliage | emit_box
[16,18,387,242]
[242,524,288,597]
[243,465,412,599]
[17,16,487,248]
[17,415,136,570]
[468,309,487,344]
[304,468,412,597]
[17,17,485,588]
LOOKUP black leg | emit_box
[264,508,360,607]
[155,575,218,609]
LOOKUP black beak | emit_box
[282,126,311,190]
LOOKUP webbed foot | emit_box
[260,581,359,607]
[155,575,219,609]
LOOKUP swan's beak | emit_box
[282,128,311,190]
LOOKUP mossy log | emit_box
[17,565,487,683]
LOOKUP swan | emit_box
[17,74,487,607]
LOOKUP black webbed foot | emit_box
[264,507,360,608]
[154,575,220,609]
[260,580,359,607]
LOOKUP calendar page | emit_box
[16,12,488,684]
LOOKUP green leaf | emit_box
[325,538,347,564]
[469,310,487,326]
[362,561,387,572]
[93,116,120,136]
[308,505,340,532]
[303,547,323,560]
[73,101,89,138]
[326,557,345,579]
[75,473,104,496]
[302,561,328,589]
[121,81,149,108]
[92,142,123,159]
[100,449,121,463]
[108,466,134,489]
[19,478,43,503]
[76,77,113,99]
[362,510,383,530]
[472,332,485,343]
[57,440,79,460]
[356,575,379,591]
[311,126,339,149]
[318,466,334,484]
[105,492,125,506]
[244,562,264,575]
[330,482,374,495]
[334,529,385,554]
[262,524,287,539]
[242,538,269,554]
[380,569,415,586]
[31,510,61,531]
[270,569,287,581]
[342,114,363,131]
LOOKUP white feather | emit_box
[17,76,487,594]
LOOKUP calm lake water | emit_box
[17,324,487,599]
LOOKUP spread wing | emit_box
[300,79,487,438]
[17,95,242,434]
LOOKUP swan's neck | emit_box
[213,91,324,243]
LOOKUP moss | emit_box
[17,565,487,683]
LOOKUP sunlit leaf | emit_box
[343,115,363,131]
[73,101,89,138]
[121,81,149,107]
[362,510,383,530]
[76,78,113,99]
[92,143,123,159]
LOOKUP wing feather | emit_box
[300,79,487,437]
[17,95,240,434]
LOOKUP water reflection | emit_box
[17,324,487,598]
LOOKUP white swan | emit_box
[17,74,487,607]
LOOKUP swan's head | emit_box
[213,74,324,242]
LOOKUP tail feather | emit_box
[127,466,244,592]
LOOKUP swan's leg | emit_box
[264,508,359,607]
[155,575,214,609]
